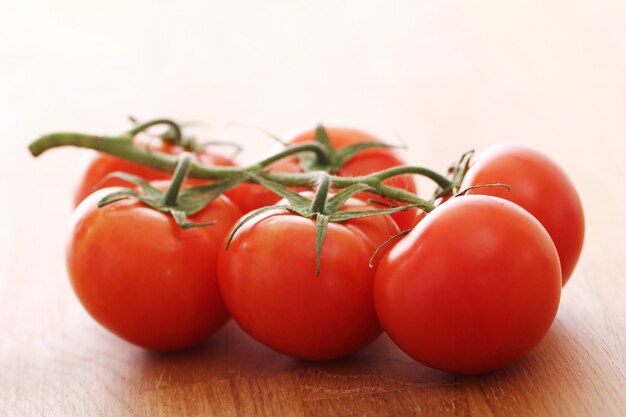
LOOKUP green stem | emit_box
[373,184,435,212]
[28,131,440,211]
[252,142,332,168]
[29,133,237,177]
[127,119,183,145]
[162,153,192,207]
[370,166,452,190]
[310,172,331,213]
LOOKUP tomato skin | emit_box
[67,187,242,351]
[374,196,561,374]
[73,134,235,207]
[461,144,584,284]
[217,198,400,360]
[289,127,419,230]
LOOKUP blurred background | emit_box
[1,0,626,281]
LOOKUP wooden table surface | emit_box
[2,1,625,416]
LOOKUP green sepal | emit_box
[324,183,375,213]
[177,174,247,215]
[97,186,162,212]
[456,182,510,197]
[97,189,141,207]
[99,171,162,198]
[314,124,334,152]
[328,204,421,222]
[245,173,312,212]
[170,209,215,230]
[314,213,330,276]
[96,157,238,229]
[366,198,393,208]
[225,204,291,250]
[298,125,334,172]
[368,229,412,267]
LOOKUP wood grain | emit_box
[1,1,626,416]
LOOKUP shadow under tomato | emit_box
[132,312,595,417]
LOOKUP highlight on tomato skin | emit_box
[373,195,562,375]
[217,197,400,361]
[461,143,585,285]
[66,186,243,352]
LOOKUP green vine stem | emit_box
[28,131,451,212]
[127,118,183,145]
[251,142,332,168]
[310,172,331,213]
[162,153,192,206]
[369,166,451,190]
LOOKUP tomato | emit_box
[374,195,561,374]
[73,133,235,207]
[67,186,242,351]
[461,144,584,284]
[217,198,400,360]
[289,127,419,230]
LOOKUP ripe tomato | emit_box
[73,133,235,207]
[217,198,400,361]
[289,127,419,230]
[461,144,584,284]
[67,186,242,351]
[374,196,561,374]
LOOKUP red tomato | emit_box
[217,198,400,360]
[374,196,561,374]
[461,144,584,284]
[67,186,242,351]
[289,127,419,230]
[73,133,235,207]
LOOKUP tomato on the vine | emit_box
[67,185,242,351]
[292,127,419,230]
[73,133,235,207]
[374,195,561,374]
[461,143,584,284]
[217,197,400,361]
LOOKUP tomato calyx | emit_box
[225,171,420,275]
[368,229,412,267]
[298,125,404,174]
[98,153,246,229]
[431,149,475,200]
[456,183,511,196]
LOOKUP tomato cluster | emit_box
[47,123,585,375]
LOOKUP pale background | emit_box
[1,1,625,416]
